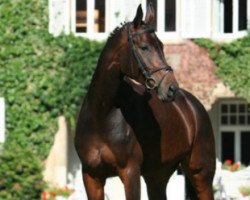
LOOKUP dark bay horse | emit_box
[75,4,215,200]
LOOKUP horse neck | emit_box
[85,32,128,117]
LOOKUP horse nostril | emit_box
[166,84,178,101]
[167,90,174,97]
[169,84,177,92]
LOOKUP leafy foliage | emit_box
[0,145,44,200]
[0,0,103,198]
[194,35,250,101]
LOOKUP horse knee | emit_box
[83,173,105,200]
[187,170,214,200]
[118,164,141,200]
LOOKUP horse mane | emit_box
[107,22,128,41]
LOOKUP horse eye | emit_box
[140,43,149,51]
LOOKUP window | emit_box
[165,0,176,31]
[241,131,250,165]
[146,0,177,32]
[224,0,233,33]
[76,0,87,32]
[218,0,248,34]
[221,131,235,162]
[220,102,250,126]
[219,101,250,165]
[239,0,247,31]
[76,0,106,33]
[95,0,105,32]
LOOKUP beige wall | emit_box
[43,116,69,187]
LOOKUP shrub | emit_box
[0,0,103,199]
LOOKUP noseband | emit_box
[127,23,173,90]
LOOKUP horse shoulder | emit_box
[178,89,214,140]
[148,92,195,161]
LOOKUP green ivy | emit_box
[194,35,250,101]
[0,0,103,198]
[0,145,44,200]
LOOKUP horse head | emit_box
[122,4,179,102]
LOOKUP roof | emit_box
[164,40,235,110]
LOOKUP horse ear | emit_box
[133,4,143,28]
[145,2,155,26]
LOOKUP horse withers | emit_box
[75,3,215,200]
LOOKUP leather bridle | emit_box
[127,23,173,90]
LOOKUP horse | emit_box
[75,3,215,200]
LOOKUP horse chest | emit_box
[76,119,135,171]
[76,134,119,170]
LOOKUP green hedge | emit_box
[194,35,250,101]
[0,0,103,199]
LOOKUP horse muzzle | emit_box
[157,83,179,102]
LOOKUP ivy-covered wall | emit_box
[195,35,250,102]
[0,0,103,199]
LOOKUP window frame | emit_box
[213,0,248,41]
[218,100,250,164]
[72,0,109,40]
[72,0,181,41]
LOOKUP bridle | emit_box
[127,23,173,90]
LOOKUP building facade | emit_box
[49,0,250,42]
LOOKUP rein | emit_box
[127,23,173,90]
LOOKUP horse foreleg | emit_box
[143,167,176,200]
[144,176,168,200]
[83,172,105,200]
[181,146,215,200]
[118,161,141,200]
